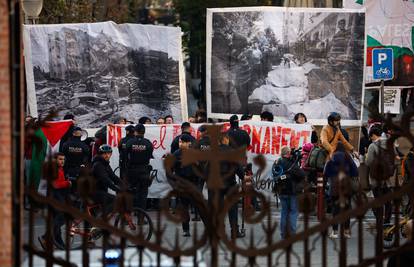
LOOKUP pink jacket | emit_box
[301,143,314,169]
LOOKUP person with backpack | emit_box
[366,125,395,225]
[306,113,355,172]
[272,146,306,239]
[321,112,354,157]
[324,142,358,239]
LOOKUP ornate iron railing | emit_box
[22,109,414,267]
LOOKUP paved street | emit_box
[22,203,392,267]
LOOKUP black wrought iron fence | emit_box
[21,110,414,267]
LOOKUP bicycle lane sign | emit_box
[372,48,394,80]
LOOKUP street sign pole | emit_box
[380,79,384,115]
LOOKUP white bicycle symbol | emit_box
[376,67,391,76]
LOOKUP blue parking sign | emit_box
[372,48,394,80]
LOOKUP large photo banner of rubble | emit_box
[344,0,414,88]
[206,7,366,126]
[23,22,187,128]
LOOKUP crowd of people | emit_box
[24,109,414,250]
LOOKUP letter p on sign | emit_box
[378,53,387,64]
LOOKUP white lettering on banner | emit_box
[368,24,412,39]
[107,122,312,198]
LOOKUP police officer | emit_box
[227,115,251,149]
[61,126,90,179]
[194,125,211,152]
[170,122,196,154]
[171,134,198,236]
[227,115,256,210]
[126,124,154,211]
[118,125,135,179]
[208,133,245,239]
[191,125,211,221]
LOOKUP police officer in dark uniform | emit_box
[118,125,135,179]
[227,115,259,211]
[126,124,154,210]
[171,134,198,236]
[194,125,211,152]
[61,126,90,179]
[170,122,196,154]
[191,125,211,221]
[227,115,251,149]
[208,133,245,239]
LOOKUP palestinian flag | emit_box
[344,0,414,87]
[41,120,74,154]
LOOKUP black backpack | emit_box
[272,159,295,195]
[374,143,396,179]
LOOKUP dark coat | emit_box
[126,136,154,167]
[324,151,358,178]
[272,157,306,195]
[324,151,358,196]
[219,144,245,188]
[92,155,122,192]
[172,149,198,183]
[58,125,75,152]
[61,136,90,168]
[118,134,135,167]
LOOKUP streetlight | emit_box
[21,0,43,24]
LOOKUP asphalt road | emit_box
[21,204,391,267]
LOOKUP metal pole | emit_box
[380,80,385,115]
[317,176,324,221]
